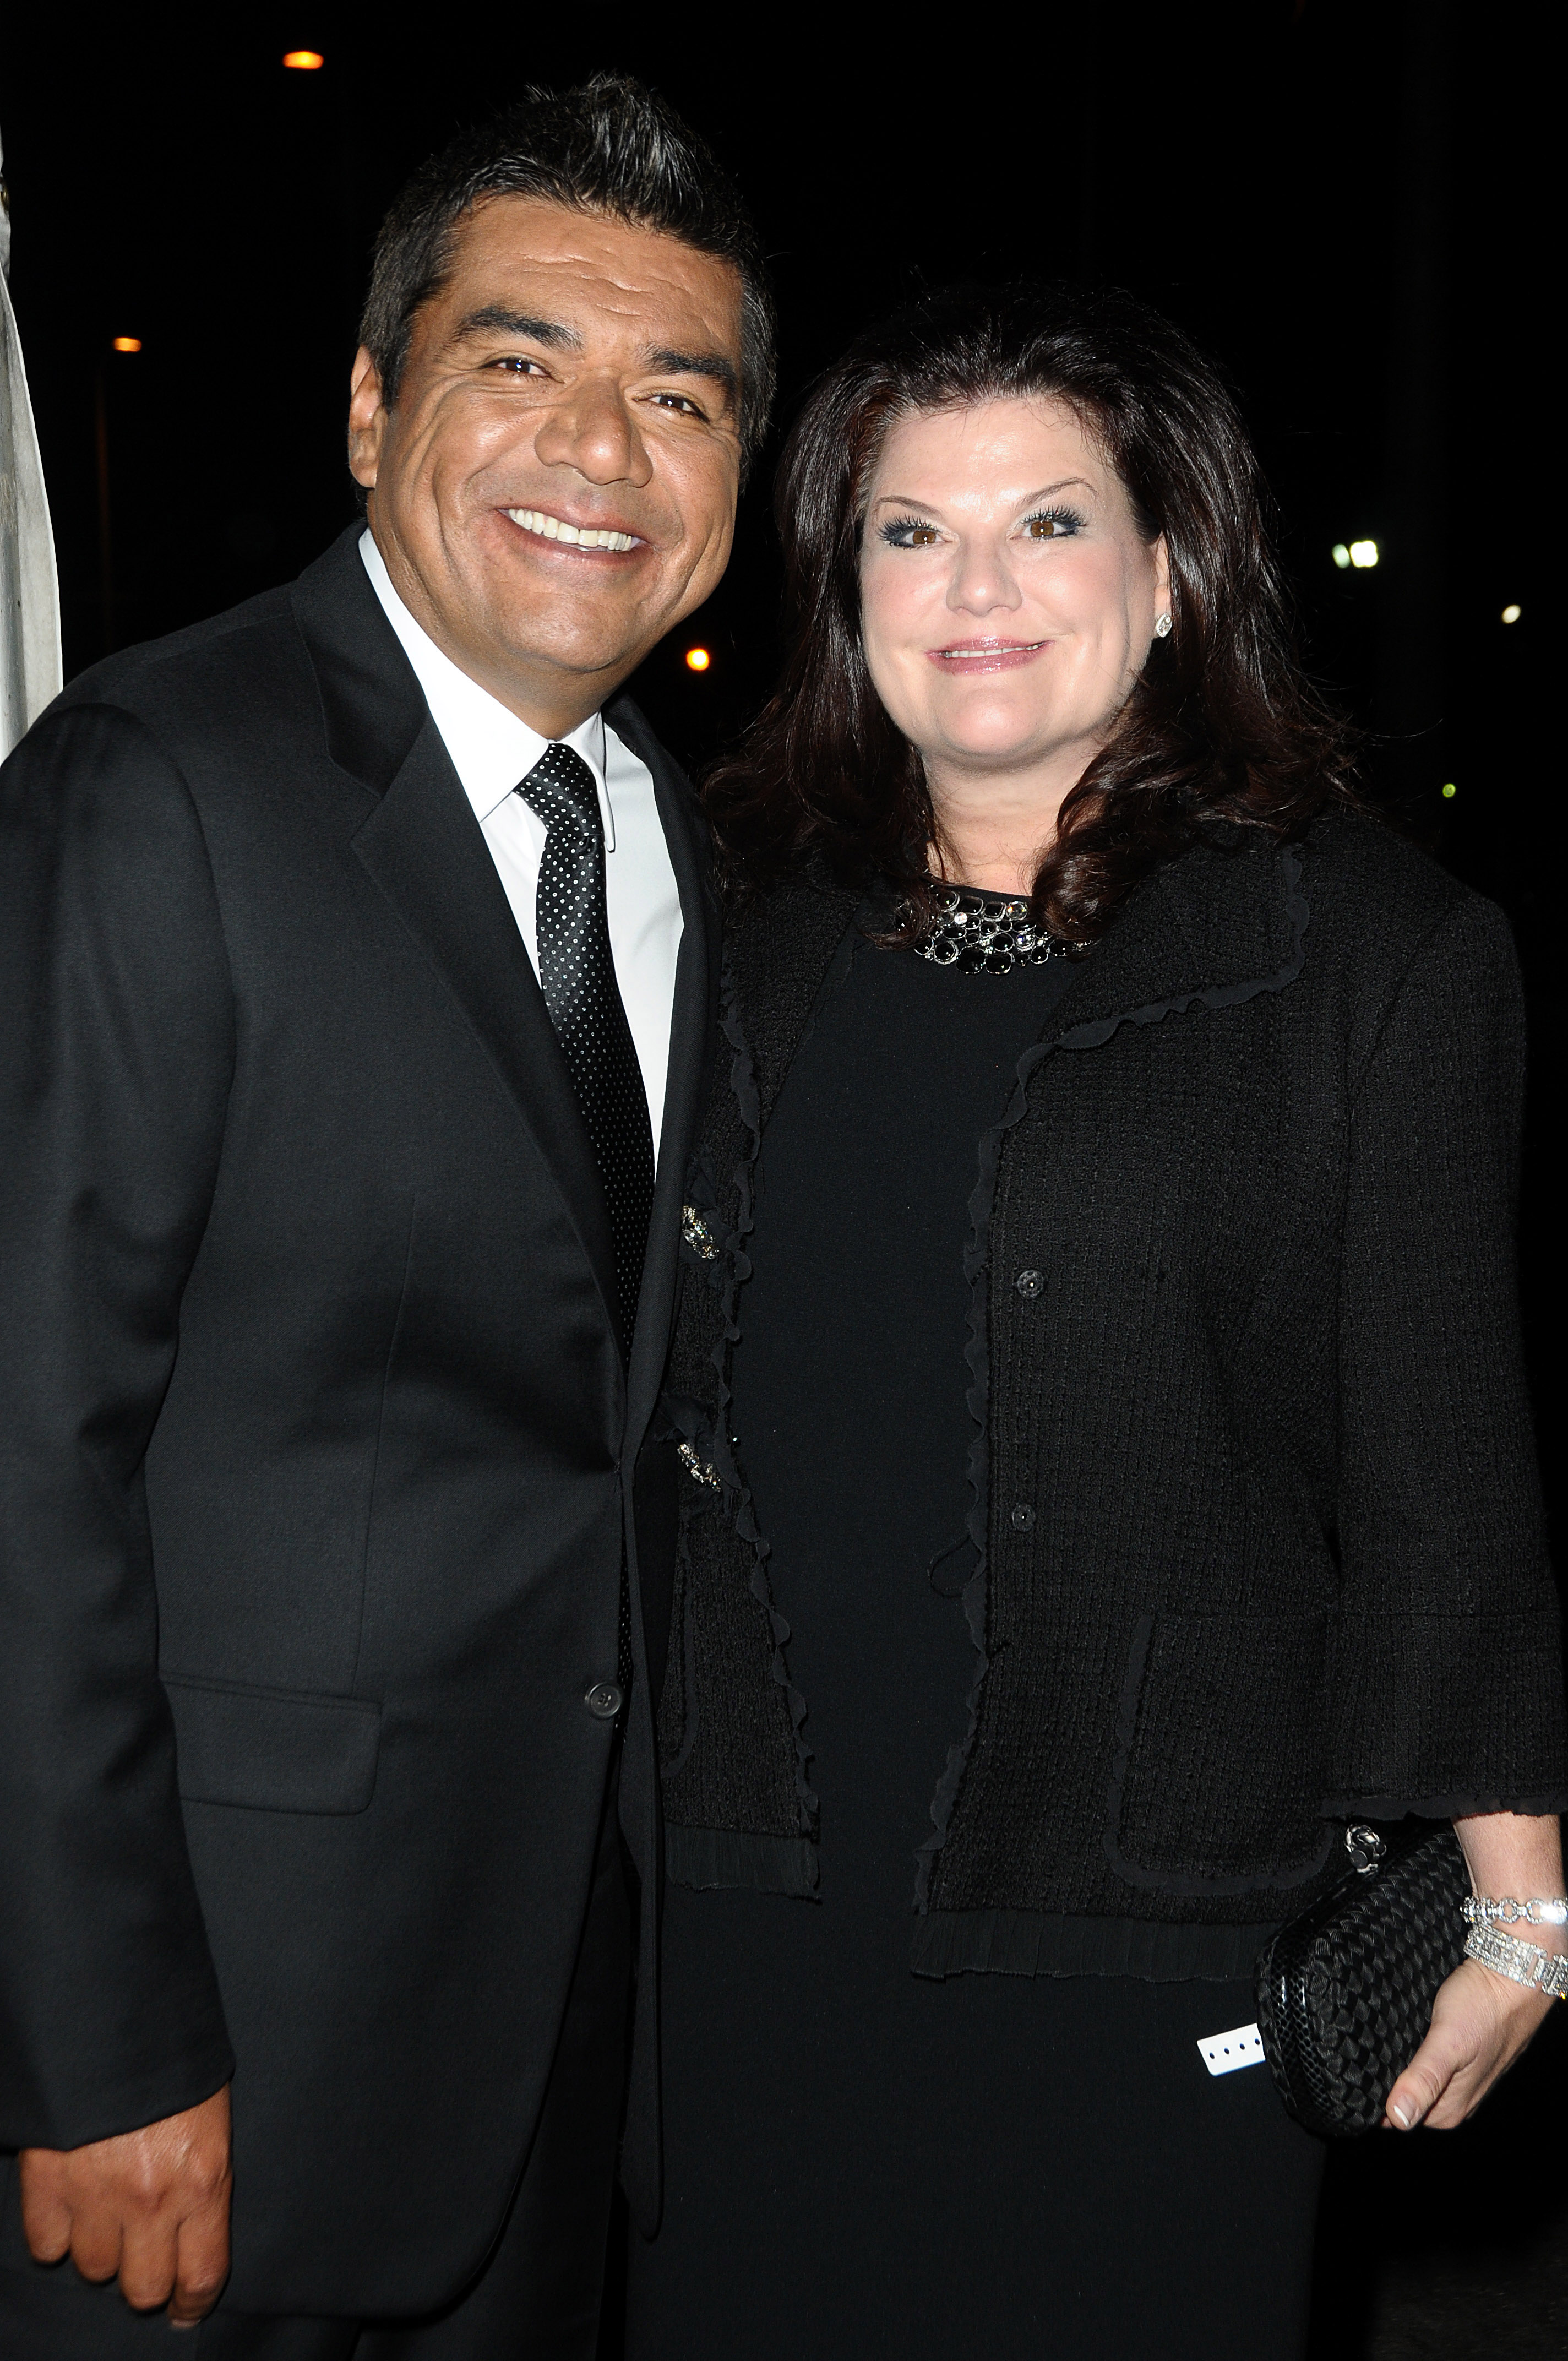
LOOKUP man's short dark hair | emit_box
[359,74,775,474]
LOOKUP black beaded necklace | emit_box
[910,882,1076,976]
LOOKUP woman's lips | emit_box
[925,638,1048,674]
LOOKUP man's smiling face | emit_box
[348,194,746,735]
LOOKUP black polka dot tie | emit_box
[518,742,655,1349]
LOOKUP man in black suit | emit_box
[0,75,771,2356]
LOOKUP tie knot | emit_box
[518,742,602,839]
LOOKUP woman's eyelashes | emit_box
[1020,505,1086,540]
[875,504,1087,550]
[877,514,942,548]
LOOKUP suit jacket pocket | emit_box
[1105,1611,1335,1892]
[164,1676,381,1814]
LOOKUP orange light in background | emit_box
[283,50,324,69]
[684,647,712,673]
[111,337,143,353]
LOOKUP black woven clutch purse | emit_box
[1253,1819,1469,2137]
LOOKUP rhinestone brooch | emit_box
[677,1441,721,1488]
[911,885,1070,975]
[680,1204,720,1260]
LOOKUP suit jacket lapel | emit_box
[292,526,428,792]
[351,720,620,1328]
[293,528,620,1334]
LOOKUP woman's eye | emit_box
[880,518,942,548]
[1022,508,1084,540]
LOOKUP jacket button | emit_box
[584,1683,623,1720]
[1015,1270,1045,1299]
[1010,1503,1036,1532]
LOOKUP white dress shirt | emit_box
[360,530,683,1159]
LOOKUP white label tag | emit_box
[1197,2021,1265,2076]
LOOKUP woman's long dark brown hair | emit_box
[705,282,1359,941]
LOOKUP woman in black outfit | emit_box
[627,287,1567,2359]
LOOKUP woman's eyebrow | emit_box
[1017,477,1096,503]
[868,475,1097,512]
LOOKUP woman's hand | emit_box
[1384,1808,1564,2132]
[1385,1957,1553,2129]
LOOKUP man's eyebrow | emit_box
[451,307,581,350]
[641,346,739,404]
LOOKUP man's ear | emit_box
[347,346,386,489]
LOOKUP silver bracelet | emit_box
[1464,1923,1568,2000]
[1461,1895,1568,1928]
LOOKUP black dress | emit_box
[628,912,1325,2361]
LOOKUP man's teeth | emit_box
[505,509,638,552]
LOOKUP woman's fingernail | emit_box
[1390,2097,1419,2129]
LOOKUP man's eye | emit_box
[649,391,705,417]
[489,356,548,377]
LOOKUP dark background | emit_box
[2,6,1558,2351]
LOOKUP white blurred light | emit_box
[1332,544,1351,569]
[1501,603,1521,624]
[1349,540,1379,569]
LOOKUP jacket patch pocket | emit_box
[1106,1613,1334,1893]
[164,1676,382,1815]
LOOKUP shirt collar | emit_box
[358,529,614,847]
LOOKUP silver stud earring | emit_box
[1154,614,1173,639]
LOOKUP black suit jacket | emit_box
[0,526,715,2312]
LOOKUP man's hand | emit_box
[19,2084,232,2325]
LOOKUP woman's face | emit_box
[858,396,1169,791]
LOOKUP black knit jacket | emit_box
[657,815,1568,1977]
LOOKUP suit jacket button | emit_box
[1010,1503,1036,1532]
[1015,1269,1046,1299]
[585,1683,623,1720]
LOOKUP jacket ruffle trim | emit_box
[1055,841,1310,1053]
[692,949,818,1837]
[911,1018,1048,1909]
